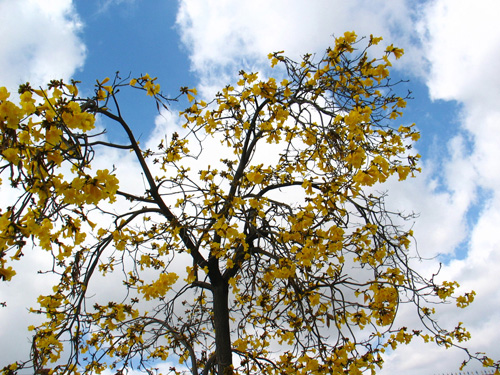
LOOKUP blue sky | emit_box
[1,0,500,374]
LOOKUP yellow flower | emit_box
[308,293,321,306]
[233,338,248,352]
[20,91,36,114]
[343,31,357,44]
[138,272,179,301]
[0,86,10,101]
[46,126,62,145]
[0,267,16,281]
[145,80,160,96]
[370,34,383,45]
[345,147,366,169]
[247,171,264,184]
[385,44,404,59]
[0,212,11,231]
[2,148,20,164]
[65,83,79,96]
[18,131,31,144]
[396,165,410,181]
[47,151,64,166]
[97,88,106,101]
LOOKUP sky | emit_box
[1,0,500,374]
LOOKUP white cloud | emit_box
[176,0,416,63]
[176,0,419,96]
[379,195,500,373]
[378,1,500,373]
[419,0,500,106]
[0,0,86,90]
[0,240,59,363]
[96,0,139,14]
[417,0,500,282]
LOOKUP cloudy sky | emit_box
[1,0,500,374]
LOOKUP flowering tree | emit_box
[0,32,497,375]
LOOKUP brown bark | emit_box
[212,281,233,375]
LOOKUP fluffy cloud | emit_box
[0,0,86,90]
[379,1,500,373]
[418,0,500,197]
[96,0,139,13]
[420,0,500,106]
[176,0,418,95]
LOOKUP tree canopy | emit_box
[0,32,498,375]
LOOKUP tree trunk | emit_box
[212,281,233,375]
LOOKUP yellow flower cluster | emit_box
[0,81,119,283]
[138,272,179,301]
[130,74,161,96]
